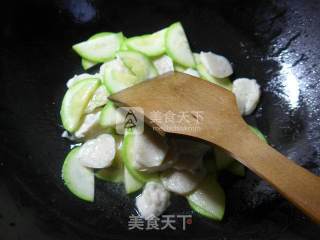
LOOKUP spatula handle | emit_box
[221,127,320,224]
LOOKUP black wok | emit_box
[1,0,320,239]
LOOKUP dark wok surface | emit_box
[0,0,320,239]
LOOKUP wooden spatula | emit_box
[109,72,320,223]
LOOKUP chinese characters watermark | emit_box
[115,107,205,135]
[128,214,192,231]
[149,110,204,133]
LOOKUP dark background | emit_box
[1,0,320,239]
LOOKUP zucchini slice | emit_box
[187,176,225,221]
[85,85,109,114]
[62,147,95,202]
[197,64,233,91]
[80,32,115,70]
[61,78,100,132]
[165,22,195,68]
[249,126,267,142]
[153,55,174,75]
[126,28,167,57]
[120,129,160,183]
[82,58,97,70]
[72,33,124,62]
[99,101,125,128]
[96,154,124,183]
[184,68,200,77]
[124,167,143,194]
[102,58,140,93]
[174,65,186,72]
[117,50,158,80]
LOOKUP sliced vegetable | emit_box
[66,73,101,88]
[124,167,143,193]
[72,33,123,62]
[193,53,201,65]
[96,154,124,183]
[61,78,100,132]
[161,169,203,195]
[249,126,267,142]
[174,65,186,72]
[120,129,160,182]
[126,28,167,57]
[117,50,158,80]
[199,51,233,78]
[166,22,195,68]
[187,176,225,220]
[184,68,200,77]
[62,147,95,202]
[102,58,141,93]
[197,64,233,91]
[153,55,174,75]
[85,85,109,113]
[81,33,114,70]
[82,58,97,70]
[78,134,116,169]
[74,111,101,139]
[99,101,125,128]
[232,78,261,116]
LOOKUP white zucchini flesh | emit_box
[136,181,170,219]
[85,85,109,113]
[66,73,101,88]
[199,51,233,78]
[102,58,141,94]
[166,22,195,68]
[72,33,123,62]
[124,167,143,194]
[78,134,116,169]
[126,28,167,57]
[161,169,203,195]
[183,68,200,77]
[116,51,158,80]
[99,101,125,128]
[153,55,174,75]
[61,78,100,132]
[62,147,95,202]
[74,111,101,139]
[187,176,225,220]
[232,78,261,115]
